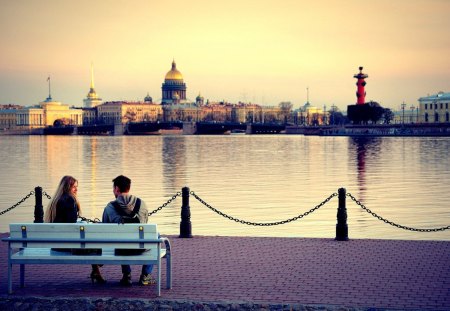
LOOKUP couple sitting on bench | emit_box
[45,174,155,286]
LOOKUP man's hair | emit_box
[112,175,131,193]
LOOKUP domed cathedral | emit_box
[161,60,187,105]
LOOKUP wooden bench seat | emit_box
[2,223,172,296]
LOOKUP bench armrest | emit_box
[160,237,171,254]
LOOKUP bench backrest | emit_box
[9,223,159,249]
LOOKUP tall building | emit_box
[161,60,187,105]
[83,64,102,108]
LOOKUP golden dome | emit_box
[165,60,183,80]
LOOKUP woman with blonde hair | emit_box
[45,176,106,284]
[45,175,80,223]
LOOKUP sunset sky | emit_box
[1,0,449,111]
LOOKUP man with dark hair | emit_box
[102,175,155,286]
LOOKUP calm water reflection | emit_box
[0,135,449,240]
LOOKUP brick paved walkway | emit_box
[1,232,449,310]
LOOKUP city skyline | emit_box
[1,0,449,111]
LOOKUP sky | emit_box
[0,0,449,111]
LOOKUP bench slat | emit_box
[11,248,165,264]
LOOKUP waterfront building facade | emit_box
[0,105,23,130]
[293,102,325,125]
[80,107,98,125]
[97,101,163,124]
[159,60,288,124]
[418,92,450,123]
[16,98,83,129]
[163,102,201,122]
[0,109,19,130]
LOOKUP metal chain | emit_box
[190,191,338,226]
[347,192,450,232]
[42,190,52,200]
[0,191,35,216]
[148,192,181,216]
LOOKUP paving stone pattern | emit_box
[0,233,449,310]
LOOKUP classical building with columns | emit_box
[15,97,83,129]
[418,91,450,123]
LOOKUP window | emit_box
[425,104,427,110]
[440,103,443,109]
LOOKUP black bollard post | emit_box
[34,186,44,223]
[179,187,192,238]
[335,187,349,241]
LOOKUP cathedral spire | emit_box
[90,63,95,90]
[91,63,94,89]
[86,63,100,102]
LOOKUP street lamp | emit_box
[401,101,406,124]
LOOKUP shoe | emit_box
[119,273,132,286]
[138,274,156,286]
[90,272,107,284]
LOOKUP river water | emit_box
[0,134,449,241]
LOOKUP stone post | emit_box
[335,187,349,241]
[34,186,44,223]
[179,187,192,238]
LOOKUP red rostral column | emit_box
[354,66,368,105]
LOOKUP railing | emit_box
[1,186,449,240]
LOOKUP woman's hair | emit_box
[44,175,80,223]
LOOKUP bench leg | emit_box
[7,261,12,294]
[157,259,161,296]
[20,264,25,288]
[166,254,172,289]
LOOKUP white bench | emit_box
[1,223,172,296]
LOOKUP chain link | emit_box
[0,191,35,216]
[347,192,450,232]
[148,192,181,216]
[190,191,338,226]
[42,190,52,200]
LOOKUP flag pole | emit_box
[47,76,52,100]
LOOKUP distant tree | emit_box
[382,108,394,124]
[367,101,384,123]
[53,118,72,127]
[347,101,384,124]
[279,102,293,123]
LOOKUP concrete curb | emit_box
[0,295,407,311]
